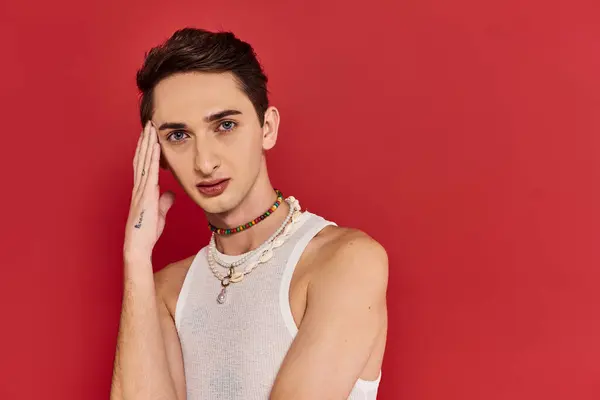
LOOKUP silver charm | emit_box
[217,287,227,304]
[217,267,233,304]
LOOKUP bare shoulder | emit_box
[302,225,389,374]
[310,225,389,286]
[154,254,196,317]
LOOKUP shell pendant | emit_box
[217,286,227,304]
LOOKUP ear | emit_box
[261,106,280,151]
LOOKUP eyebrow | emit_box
[205,109,242,122]
[157,109,243,131]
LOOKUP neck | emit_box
[205,176,290,256]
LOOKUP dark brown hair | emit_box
[136,27,269,127]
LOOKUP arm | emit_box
[110,260,186,400]
[111,121,183,400]
[270,232,388,400]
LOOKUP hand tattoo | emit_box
[134,210,145,229]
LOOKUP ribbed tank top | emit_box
[175,211,381,400]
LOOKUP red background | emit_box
[1,0,599,399]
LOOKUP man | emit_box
[111,27,388,400]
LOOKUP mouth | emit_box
[196,178,230,197]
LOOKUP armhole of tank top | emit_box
[174,247,205,332]
[354,369,382,390]
[279,215,337,337]
[279,216,383,392]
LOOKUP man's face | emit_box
[152,72,269,214]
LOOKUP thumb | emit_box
[158,191,175,218]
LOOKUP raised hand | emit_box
[123,121,175,262]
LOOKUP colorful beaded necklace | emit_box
[208,189,284,235]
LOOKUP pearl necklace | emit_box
[208,196,302,304]
[209,197,298,270]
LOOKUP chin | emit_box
[192,191,237,215]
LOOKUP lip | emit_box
[196,178,230,197]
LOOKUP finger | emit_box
[134,121,152,195]
[132,132,143,185]
[156,191,175,238]
[140,124,158,191]
[134,122,151,190]
[158,191,175,218]
[145,143,160,191]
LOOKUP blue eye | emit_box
[167,130,189,143]
[218,121,237,132]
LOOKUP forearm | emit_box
[111,258,178,400]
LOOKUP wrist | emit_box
[123,251,152,267]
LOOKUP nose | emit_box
[193,139,221,176]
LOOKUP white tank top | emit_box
[175,211,382,400]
